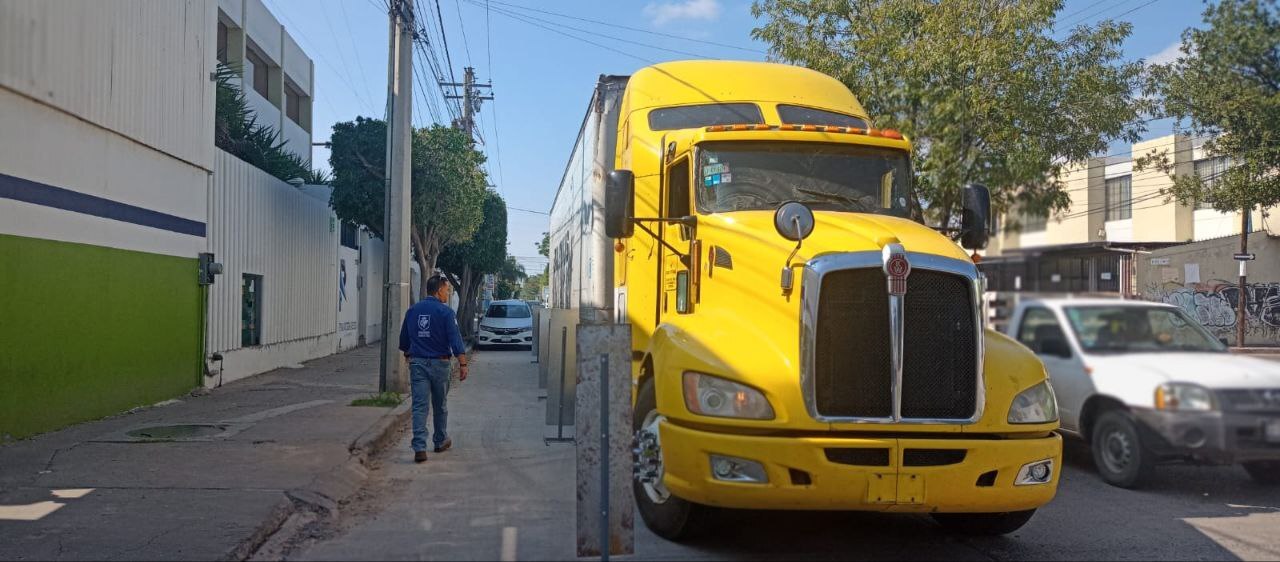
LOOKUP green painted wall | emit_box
[0,234,202,441]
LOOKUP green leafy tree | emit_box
[438,190,508,338]
[410,125,490,286]
[521,272,547,301]
[493,256,527,300]
[1137,0,1280,346]
[329,121,489,297]
[214,64,328,184]
[752,0,1148,227]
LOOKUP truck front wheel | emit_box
[633,378,713,540]
[931,510,1037,536]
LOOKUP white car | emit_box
[476,299,534,349]
[1007,298,1280,488]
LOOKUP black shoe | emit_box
[434,438,452,453]
[414,451,428,463]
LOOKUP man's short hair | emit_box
[426,275,447,296]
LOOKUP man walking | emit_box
[399,275,469,463]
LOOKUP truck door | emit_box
[659,157,694,321]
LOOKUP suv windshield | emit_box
[486,304,531,319]
[695,142,910,216]
[1064,306,1226,353]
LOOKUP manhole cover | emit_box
[125,424,227,441]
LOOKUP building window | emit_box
[1194,156,1230,210]
[1105,175,1132,221]
[340,222,359,250]
[1022,211,1047,232]
[285,83,303,125]
[245,46,270,99]
[242,274,263,347]
[217,21,229,64]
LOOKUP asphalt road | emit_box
[291,349,1280,561]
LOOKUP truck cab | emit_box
[548,60,1062,540]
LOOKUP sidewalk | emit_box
[0,345,409,561]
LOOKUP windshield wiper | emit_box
[794,187,868,211]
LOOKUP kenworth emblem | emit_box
[882,244,911,296]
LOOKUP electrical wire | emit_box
[481,4,654,65]
[478,0,765,54]
[473,1,718,60]
[262,0,378,116]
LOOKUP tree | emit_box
[521,271,547,301]
[409,126,489,288]
[494,256,527,300]
[752,0,1148,227]
[329,121,489,297]
[1138,0,1280,346]
[215,64,328,184]
[438,190,508,338]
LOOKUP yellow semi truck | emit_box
[546,60,1061,540]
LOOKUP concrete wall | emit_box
[206,150,338,385]
[0,1,212,439]
[1138,231,1280,346]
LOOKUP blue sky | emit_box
[268,0,1207,273]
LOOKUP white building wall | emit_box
[207,149,338,385]
[282,118,311,166]
[243,0,282,62]
[282,33,311,96]
[0,0,215,172]
[360,232,386,344]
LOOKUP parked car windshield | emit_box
[694,142,911,216]
[1064,306,1226,353]
[486,303,531,318]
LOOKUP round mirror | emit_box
[773,201,815,242]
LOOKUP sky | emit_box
[267,0,1210,275]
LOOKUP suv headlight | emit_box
[682,372,774,420]
[1155,383,1216,411]
[1008,381,1059,424]
[478,324,495,332]
[519,326,533,332]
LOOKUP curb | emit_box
[1229,347,1280,355]
[230,400,411,561]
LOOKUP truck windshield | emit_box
[695,142,911,216]
[1064,306,1226,353]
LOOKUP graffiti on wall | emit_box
[1146,280,1280,342]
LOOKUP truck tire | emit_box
[633,378,714,541]
[1090,410,1156,488]
[1242,461,1280,485]
[931,510,1036,536]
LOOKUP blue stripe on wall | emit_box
[0,172,205,237]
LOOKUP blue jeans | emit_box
[409,357,451,452]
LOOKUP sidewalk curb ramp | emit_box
[229,400,412,561]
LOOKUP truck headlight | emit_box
[1155,383,1216,411]
[683,372,774,420]
[1008,381,1059,424]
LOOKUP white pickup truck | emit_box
[1006,298,1280,488]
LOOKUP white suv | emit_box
[476,299,534,349]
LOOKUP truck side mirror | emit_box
[605,170,635,239]
[960,183,991,250]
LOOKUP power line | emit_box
[478,0,765,54]
[482,4,654,65]
[434,0,458,85]
[453,0,475,65]
[262,0,378,115]
[474,1,717,59]
[507,205,549,215]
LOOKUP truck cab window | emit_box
[667,159,690,218]
[695,142,910,216]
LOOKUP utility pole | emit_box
[380,0,414,394]
[1237,204,1250,348]
[442,66,493,138]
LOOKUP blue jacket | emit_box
[399,297,466,359]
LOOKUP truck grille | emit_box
[902,270,978,419]
[811,267,977,420]
[814,269,892,418]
